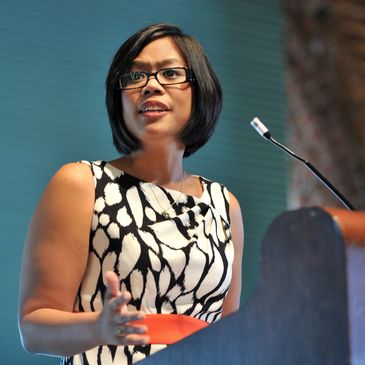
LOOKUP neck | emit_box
[123,146,185,185]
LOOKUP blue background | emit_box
[0,0,286,363]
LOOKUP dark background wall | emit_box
[283,0,365,211]
[0,0,286,363]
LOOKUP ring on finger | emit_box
[115,327,127,336]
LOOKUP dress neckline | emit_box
[104,161,207,201]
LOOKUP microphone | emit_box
[250,117,355,211]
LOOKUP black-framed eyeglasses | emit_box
[118,67,195,90]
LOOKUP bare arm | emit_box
[18,163,148,357]
[221,191,244,317]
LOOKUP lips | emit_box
[139,101,170,114]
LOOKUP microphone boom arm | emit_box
[250,117,355,211]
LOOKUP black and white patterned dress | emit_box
[63,160,234,365]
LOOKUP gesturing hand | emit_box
[97,271,149,346]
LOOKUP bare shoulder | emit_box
[31,161,95,247]
[47,162,94,193]
[227,191,243,223]
[225,190,244,254]
[20,162,95,315]
[221,190,244,316]
[227,190,244,255]
[28,161,95,255]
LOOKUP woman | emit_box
[18,23,244,365]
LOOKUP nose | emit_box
[142,75,164,95]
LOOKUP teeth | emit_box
[142,106,166,112]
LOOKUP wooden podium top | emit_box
[324,207,365,245]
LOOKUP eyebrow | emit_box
[130,58,184,69]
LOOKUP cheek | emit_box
[121,93,136,121]
[175,88,192,115]
[183,90,193,117]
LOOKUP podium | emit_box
[140,207,365,365]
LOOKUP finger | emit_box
[115,324,147,336]
[129,325,148,335]
[110,292,132,311]
[125,334,150,345]
[116,333,150,346]
[104,286,115,301]
[105,271,121,298]
[114,311,146,324]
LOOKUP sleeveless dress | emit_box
[62,160,234,365]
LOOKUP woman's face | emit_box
[121,37,192,148]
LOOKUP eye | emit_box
[161,68,181,79]
[127,72,145,83]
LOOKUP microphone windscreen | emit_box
[250,117,270,138]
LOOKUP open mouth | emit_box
[139,101,170,114]
[139,106,169,113]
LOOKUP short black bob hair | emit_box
[106,23,222,158]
